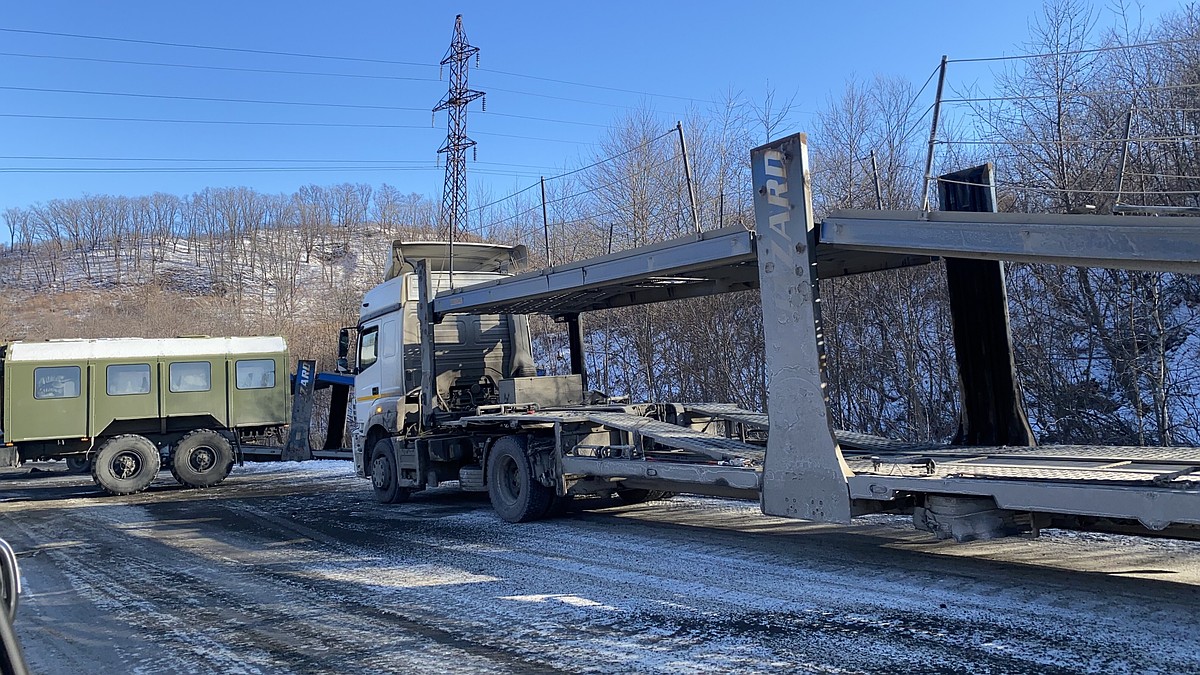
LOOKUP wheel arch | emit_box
[362,424,392,478]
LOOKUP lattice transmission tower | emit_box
[433,14,484,238]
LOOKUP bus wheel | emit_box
[171,430,234,488]
[92,435,161,496]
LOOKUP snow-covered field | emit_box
[3,461,1200,674]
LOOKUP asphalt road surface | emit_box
[2,460,1199,674]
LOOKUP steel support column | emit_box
[938,164,1034,447]
[564,313,588,391]
[751,134,853,523]
[416,260,438,429]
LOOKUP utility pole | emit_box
[433,14,484,284]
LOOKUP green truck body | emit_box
[0,336,290,495]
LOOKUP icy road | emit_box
[3,461,1200,674]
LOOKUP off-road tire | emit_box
[370,438,411,504]
[65,455,92,474]
[170,429,235,488]
[92,435,161,496]
[487,435,553,523]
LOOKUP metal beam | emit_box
[938,164,1034,447]
[431,225,757,319]
[752,133,853,524]
[822,209,1200,274]
[564,314,587,391]
[848,475,1200,530]
[416,260,438,430]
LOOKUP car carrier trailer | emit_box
[352,133,1200,542]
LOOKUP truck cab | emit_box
[352,241,535,481]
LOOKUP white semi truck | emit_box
[346,134,1200,542]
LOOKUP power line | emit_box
[0,113,585,144]
[1,28,708,109]
[935,175,1200,195]
[466,127,675,215]
[895,62,944,143]
[0,155,559,170]
[543,154,679,207]
[0,84,429,112]
[0,51,441,83]
[0,59,619,128]
[0,165,545,177]
[478,67,705,103]
[948,35,1200,64]
[0,165,436,173]
[484,84,685,115]
[938,135,1200,146]
[945,82,1200,104]
[0,27,437,69]
[482,111,608,128]
[0,112,437,129]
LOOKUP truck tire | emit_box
[171,429,235,488]
[370,438,411,504]
[487,435,553,523]
[92,435,161,496]
[65,455,92,474]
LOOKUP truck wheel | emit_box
[487,435,553,523]
[92,435,161,496]
[65,455,92,474]
[370,439,411,504]
[171,429,234,488]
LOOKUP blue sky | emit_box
[0,0,1184,221]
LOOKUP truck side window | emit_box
[33,366,81,399]
[235,359,276,390]
[359,327,379,370]
[106,364,151,396]
[169,361,211,393]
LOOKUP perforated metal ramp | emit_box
[845,444,1200,487]
[683,404,928,453]
[584,411,762,464]
[682,403,1200,487]
[685,403,768,430]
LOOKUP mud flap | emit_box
[395,439,426,489]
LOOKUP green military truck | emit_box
[0,336,290,495]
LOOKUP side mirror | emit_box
[337,328,351,360]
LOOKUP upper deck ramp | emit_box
[431,211,1200,320]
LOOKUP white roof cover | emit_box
[7,336,288,362]
[384,241,527,280]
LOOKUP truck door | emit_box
[354,321,382,434]
[379,318,401,399]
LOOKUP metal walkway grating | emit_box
[584,411,763,464]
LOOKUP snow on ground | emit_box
[4,462,1200,673]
